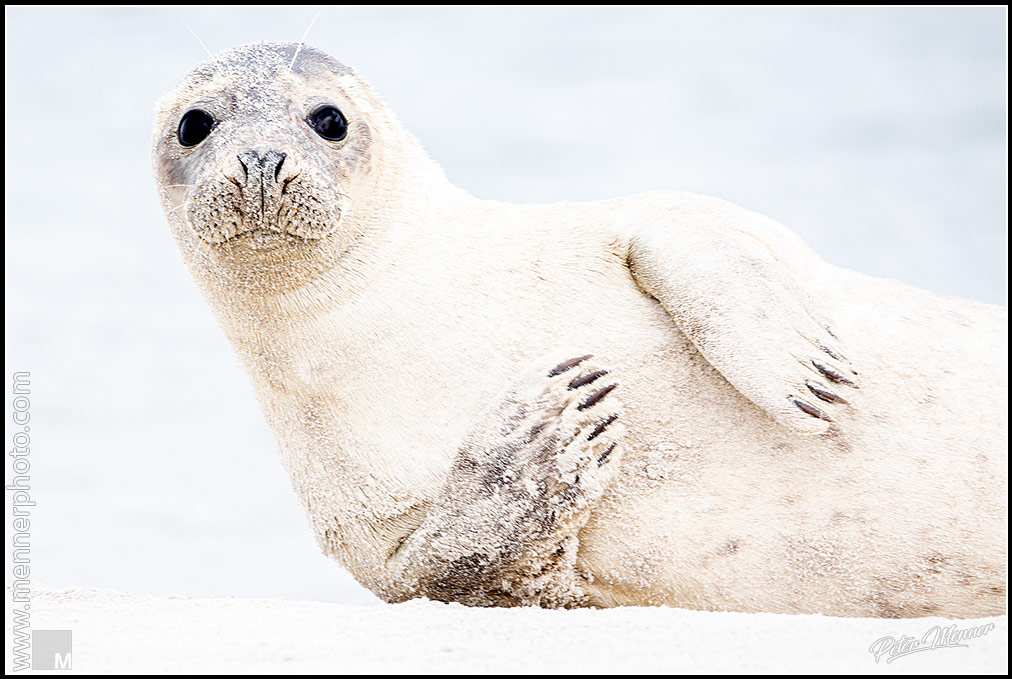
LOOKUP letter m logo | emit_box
[32,630,73,670]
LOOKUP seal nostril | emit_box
[236,151,258,182]
[274,153,287,182]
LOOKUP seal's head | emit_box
[154,41,449,303]
[153,43,381,247]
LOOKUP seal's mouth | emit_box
[185,176,343,247]
[209,228,296,250]
[194,215,342,247]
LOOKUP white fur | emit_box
[153,43,1007,617]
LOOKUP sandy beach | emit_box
[6,586,1007,674]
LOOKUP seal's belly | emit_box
[276,238,1005,617]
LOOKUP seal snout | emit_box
[237,149,287,184]
[183,141,343,246]
[210,148,292,240]
[233,149,291,225]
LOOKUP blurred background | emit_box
[4,6,1007,605]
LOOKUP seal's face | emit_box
[153,43,376,249]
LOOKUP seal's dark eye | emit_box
[308,105,348,142]
[178,109,214,147]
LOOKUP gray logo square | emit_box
[32,630,72,670]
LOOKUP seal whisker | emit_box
[331,190,354,213]
[290,10,322,70]
[180,20,212,57]
[167,200,190,215]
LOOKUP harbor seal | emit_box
[152,42,1007,616]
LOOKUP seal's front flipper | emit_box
[625,196,859,433]
[386,353,624,607]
